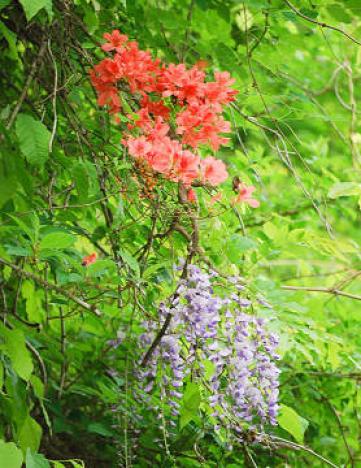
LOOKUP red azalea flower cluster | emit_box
[90,30,238,189]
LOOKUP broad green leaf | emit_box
[87,422,114,437]
[180,382,201,429]
[30,375,44,399]
[225,234,257,263]
[143,262,172,280]
[0,0,11,10]
[72,161,90,202]
[0,20,19,60]
[72,159,98,202]
[278,404,309,443]
[215,43,240,73]
[39,232,75,250]
[16,114,50,166]
[0,172,18,207]
[2,327,33,381]
[25,449,50,468]
[18,415,42,453]
[8,213,37,245]
[328,342,341,371]
[120,249,140,277]
[263,222,278,240]
[19,0,52,21]
[328,182,361,199]
[22,281,43,322]
[83,8,99,33]
[5,245,33,257]
[87,259,115,277]
[4,371,29,428]
[0,440,23,468]
[204,360,215,380]
[326,4,352,22]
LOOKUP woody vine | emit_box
[0,1,360,467]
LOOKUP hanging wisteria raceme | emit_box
[136,264,280,439]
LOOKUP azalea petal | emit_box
[247,198,260,208]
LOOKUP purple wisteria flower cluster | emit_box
[137,264,280,435]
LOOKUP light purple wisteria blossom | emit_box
[136,264,280,437]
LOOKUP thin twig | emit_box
[249,5,270,56]
[284,0,361,47]
[26,340,48,393]
[282,284,361,301]
[321,394,354,466]
[58,306,67,399]
[270,435,338,468]
[47,38,58,152]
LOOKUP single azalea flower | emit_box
[233,184,260,208]
[200,157,228,186]
[102,30,128,53]
[82,252,97,267]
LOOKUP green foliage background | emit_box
[0,0,361,466]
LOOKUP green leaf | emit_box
[0,172,18,207]
[225,234,257,263]
[2,327,33,381]
[120,249,140,277]
[8,213,37,245]
[22,280,44,323]
[16,114,50,166]
[328,342,341,371]
[18,415,42,453]
[87,259,115,277]
[72,161,90,202]
[0,361,3,390]
[39,232,75,250]
[30,375,44,399]
[5,245,33,257]
[18,0,52,21]
[83,8,99,34]
[328,182,361,199]
[68,461,85,468]
[326,4,352,22]
[87,422,114,437]
[263,222,278,240]
[0,440,23,468]
[25,449,50,468]
[278,404,309,443]
[0,0,11,10]
[0,20,19,60]
[180,382,201,429]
